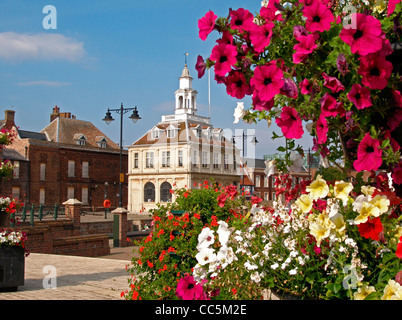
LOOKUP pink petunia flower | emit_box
[316,113,328,144]
[249,22,274,53]
[293,34,317,64]
[195,55,206,79]
[225,70,252,99]
[216,31,234,46]
[280,78,298,99]
[347,84,372,110]
[320,92,345,117]
[260,0,283,22]
[303,1,334,33]
[353,133,382,172]
[198,10,217,41]
[322,72,345,94]
[339,13,383,56]
[230,8,255,32]
[293,25,308,40]
[210,44,238,77]
[176,275,205,300]
[252,93,275,111]
[250,62,284,102]
[392,161,402,185]
[275,106,304,139]
[336,53,349,76]
[358,53,393,90]
[299,79,313,95]
[388,0,402,16]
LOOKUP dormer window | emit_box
[151,127,161,139]
[166,125,177,138]
[95,136,107,148]
[74,134,87,146]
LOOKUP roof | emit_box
[244,158,266,169]
[41,117,120,150]
[131,120,233,149]
[18,130,47,141]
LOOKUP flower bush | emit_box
[122,181,247,300]
[196,0,402,178]
[189,172,402,300]
[0,229,28,254]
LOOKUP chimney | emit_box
[50,105,60,122]
[4,110,15,129]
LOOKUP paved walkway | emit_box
[0,246,137,300]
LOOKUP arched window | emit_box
[160,182,172,202]
[144,182,155,202]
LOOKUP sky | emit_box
[0,0,314,159]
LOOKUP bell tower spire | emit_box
[175,54,198,115]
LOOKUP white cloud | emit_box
[0,32,86,62]
[17,80,71,87]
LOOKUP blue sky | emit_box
[0,0,313,158]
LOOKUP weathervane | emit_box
[185,52,188,67]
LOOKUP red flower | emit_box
[250,62,284,102]
[347,84,372,110]
[195,55,206,79]
[339,13,383,56]
[230,8,254,32]
[316,113,328,144]
[225,70,252,99]
[303,1,334,33]
[210,44,238,77]
[249,22,274,53]
[322,72,345,94]
[353,133,382,172]
[292,34,317,64]
[275,106,304,139]
[396,236,402,259]
[358,217,383,241]
[147,261,154,268]
[358,53,393,90]
[198,10,217,41]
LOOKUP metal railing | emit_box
[10,204,65,227]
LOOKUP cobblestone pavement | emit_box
[0,249,136,300]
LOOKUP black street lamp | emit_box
[102,103,141,208]
[232,131,258,192]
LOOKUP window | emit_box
[81,187,89,205]
[272,192,276,201]
[167,128,176,138]
[255,175,260,188]
[162,151,170,167]
[144,182,155,202]
[67,187,75,200]
[151,128,160,139]
[39,188,45,204]
[264,176,268,188]
[160,182,172,202]
[192,150,198,167]
[13,161,19,179]
[12,187,20,200]
[98,141,107,148]
[68,161,75,177]
[146,152,154,168]
[82,161,89,178]
[264,192,268,201]
[134,153,139,168]
[40,163,46,181]
[202,151,209,168]
[224,154,230,170]
[213,153,219,169]
[178,150,183,167]
[77,138,86,146]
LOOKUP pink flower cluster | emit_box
[197,0,402,181]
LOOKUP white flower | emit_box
[197,227,215,250]
[195,247,217,266]
[250,271,261,283]
[264,159,276,177]
[233,102,247,124]
[288,151,304,172]
[271,263,279,270]
[244,261,258,271]
[193,264,207,282]
[289,268,298,276]
[217,220,232,247]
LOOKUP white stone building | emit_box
[127,65,240,213]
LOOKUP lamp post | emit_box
[232,131,258,193]
[102,103,141,208]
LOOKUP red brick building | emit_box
[1,108,128,209]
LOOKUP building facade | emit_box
[127,66,240,213]
[2,108,128,209]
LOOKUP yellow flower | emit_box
[373,0,386,13]
[370,194,390,215]
[309,213,333,247]
[354,284,376,300]
[306,175,329,200]
[354,202,380,225]
[330,213,346,236]
[334,181,353,204]
[361,186,375,196]
[295,194,313,213]
[381,280,402,300]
